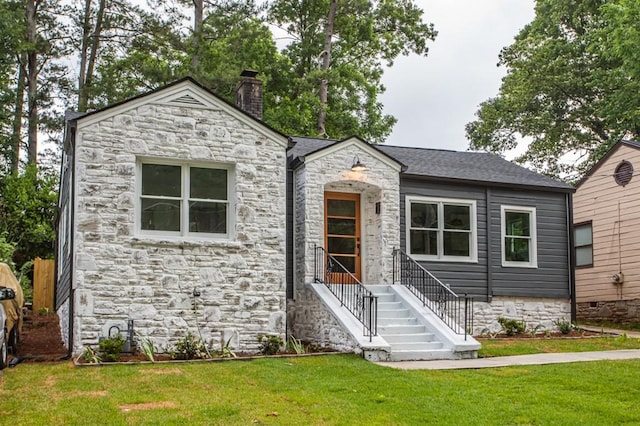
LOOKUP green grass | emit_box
[479,335,640,358]
[2,354,640,425]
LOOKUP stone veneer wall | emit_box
[69,100,286,356]
[473,296,571,335]
[294,143,401,288]
[287,288,358,352]
[577,299,640,323]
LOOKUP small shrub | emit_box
[137,335,156,362]
[81,346,101,363]
[258,335,283,355]
[497,317,526,336]
[528,324,545,337]
[553,318,574,334]
[99,334,126,362]
[171,332,209,360]
[286,336,306,354]
[220,337,237,358]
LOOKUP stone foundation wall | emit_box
[287,288,358,353]
[577,299,640,323]
[473,296,572,335]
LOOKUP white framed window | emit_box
[406,196,477,262]
[138,160,233,238]
[501,205,537,268]
[574,222,593,268]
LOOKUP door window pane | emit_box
[328,237,356,254]
[142,164,181,197]
[327,199,356,217]
[328,218,356,235]
[332,256,356,273]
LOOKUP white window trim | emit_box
[405,196,478,263]
[136,158,235,240]
[501,205,537,268]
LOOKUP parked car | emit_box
[0,263,24,362]
[0,286,17,369]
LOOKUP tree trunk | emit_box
[26,0,38,166]
[191,0,204,74]
[10,56,26,174]
[78,0,93,112]
[317,0,337,138]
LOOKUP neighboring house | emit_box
[573,140,640,322]
[56,75,575,361]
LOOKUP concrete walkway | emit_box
[375,326,640,370]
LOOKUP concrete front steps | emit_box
[368,285,481,361]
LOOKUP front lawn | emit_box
[479,335,640,357]
[2,354,640,425]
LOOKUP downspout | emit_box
[485,188,493,302]
[566,193,576,322]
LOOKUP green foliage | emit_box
[554,317,575,334]
[219,336,237,358]
[137,335,156,362]
[466,0,639,180]
[0,234,15,265]
[286,335,306,355]
[98,334,126,362]
[0,164,58,267]
[81,346,101,364]
[258,334,283,355]
[497,317,526,336]
[170,332,210,360]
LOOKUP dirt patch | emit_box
[13,311,68,363]
[119,401,177,412]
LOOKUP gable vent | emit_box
[614,160,633,186]
[170,94,205,106]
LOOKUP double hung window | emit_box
[139,162,231,238]
[407,197,477,262]
[574,222,593,267]
[501,206,537,267]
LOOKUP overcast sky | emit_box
[380,0,535,151]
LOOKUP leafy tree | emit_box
[0,164,58,267]
[465,0,640,179]
[268,0,437,143]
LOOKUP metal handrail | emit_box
[313,245,377,340]
[392,248,473,340]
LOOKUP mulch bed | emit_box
[477,329,615,340]
[11,310,69,364]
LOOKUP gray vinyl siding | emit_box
[489,189,570,298]
[55,147,74,310]
[400,178,571,301]
[399,178,489,300]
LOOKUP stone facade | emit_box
[66,84,287,355]
[473,296,572,335]
[577,299,640,323]
[293,140,402,291]
[287,287,358,352]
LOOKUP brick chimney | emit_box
[236,70,262,120]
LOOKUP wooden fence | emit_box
[33,257,55,312]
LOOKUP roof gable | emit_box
[296,136,405,172]
[575,140,640,189]
[74,77,288,147]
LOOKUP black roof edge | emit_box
[575,139,640,189]
[401,173,575,193]
[68,76,289,140]
[289,135,407,171]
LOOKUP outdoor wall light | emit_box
[351,154,367,172]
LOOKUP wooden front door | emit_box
[325,192,361,281]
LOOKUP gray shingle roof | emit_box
[288,136,573,191]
